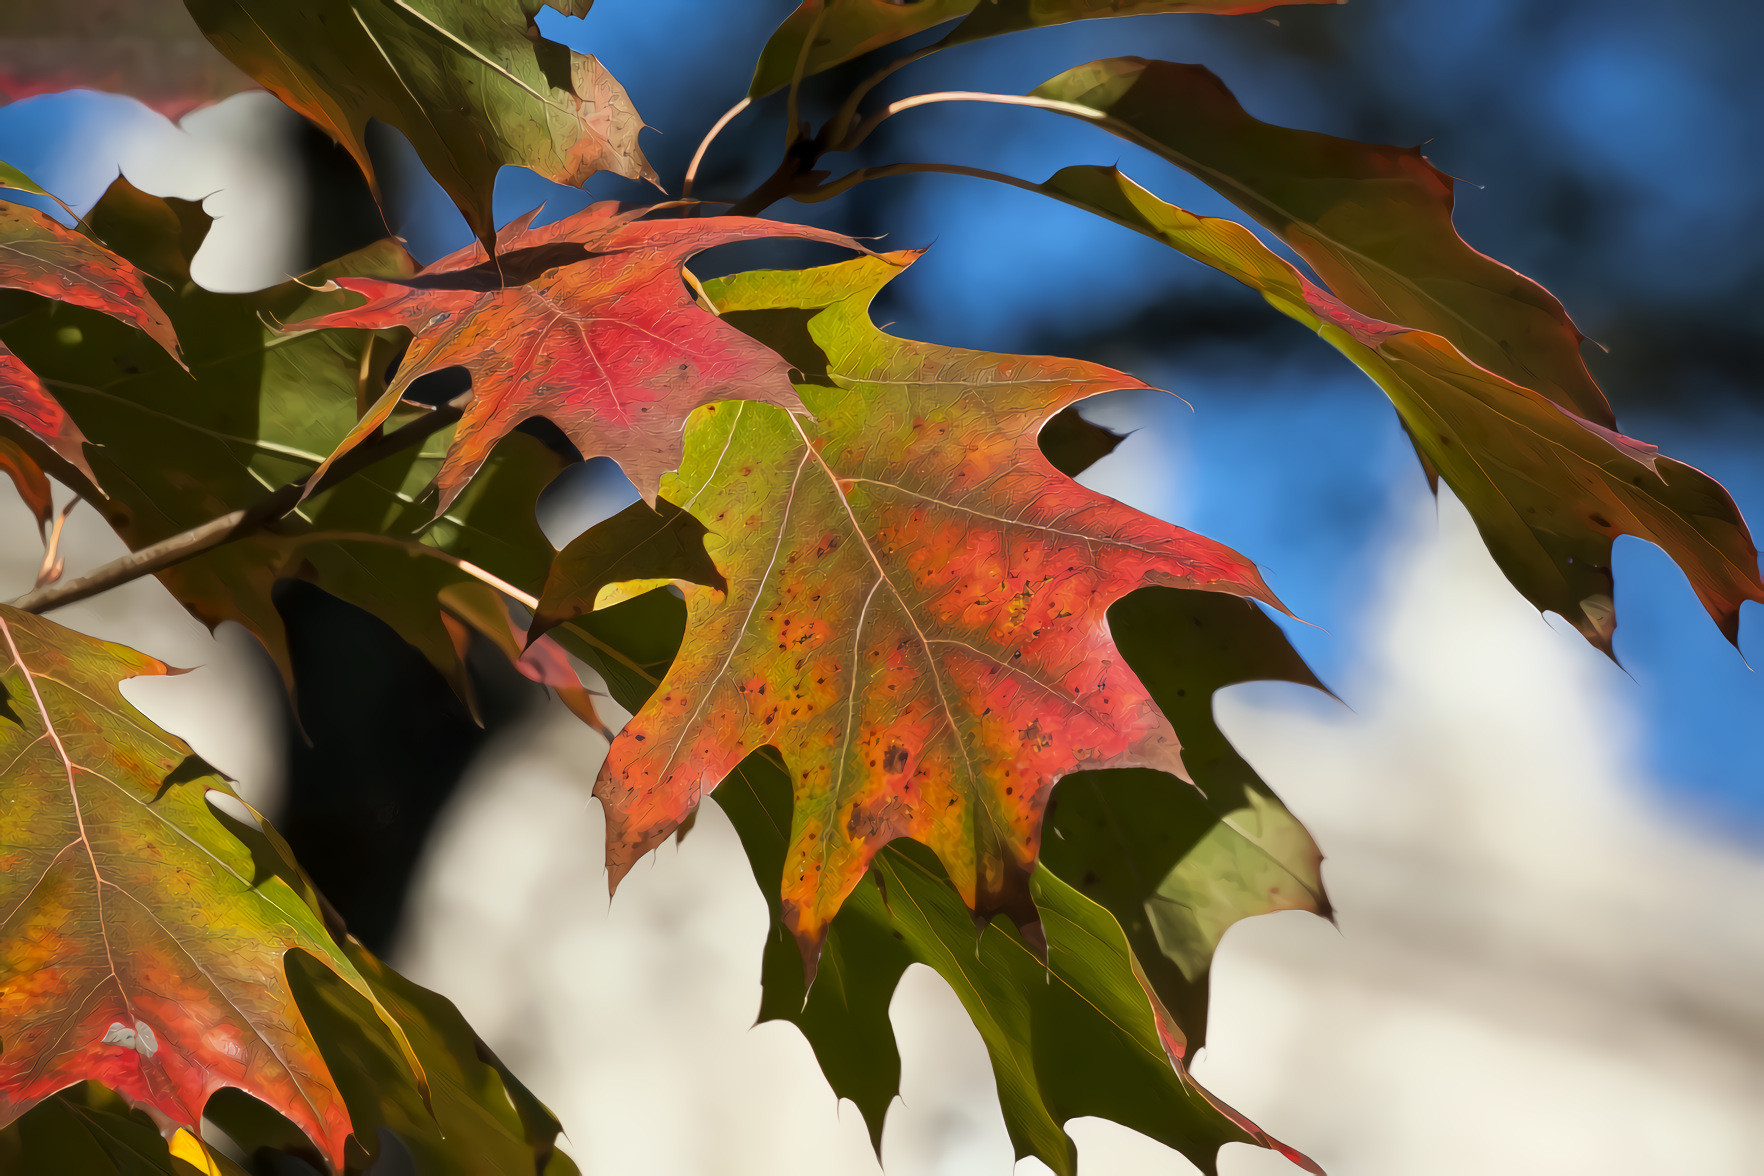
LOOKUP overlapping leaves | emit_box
[715,749,1321,1176]
[0,604,419,1168]
[0,187,179,478]
[545,331,1330,1172]
[749,0,1339,96]
[0,606,581,1173]
[1032,57,1615,425]
[1027,165,1764,648]
[293,203,861,509]
[539,252,1283,962]
[0,179,568,700]
[185,0,653,251]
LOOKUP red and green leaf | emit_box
[0,434,52,534]
[536,405,1326,1175]
[539,252,1282,961]
[0,605,422,1169]
[184,0,654,252]
[0,179,566,703]
[0,194,180,477]
[293,203,861,511]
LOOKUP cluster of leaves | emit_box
[0,2,1757,1173]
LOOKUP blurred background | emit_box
[2,0,1762,1172]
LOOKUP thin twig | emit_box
[825,45,941,150]
[683,96,752,200]
[9,392,472,615]
[840,90,1103,153]
[322,529,541,610]
[33,498,79,589]
[726,140,826,218]
[796,161,1050,206]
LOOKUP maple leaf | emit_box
[0,0,252,118]
[0,192,180,478]
[1035,166,1764,649]
[713,751,1321,1176]
[0,179,565,703]
[537,251,1282,961]
[1032,57,1616,427]
[750,0,1337,96]
[184,0,655,252]
[0,605,422,1169]
[540,393,1328,1170]
[293,202,861,511]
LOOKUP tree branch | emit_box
[9,393,472,615]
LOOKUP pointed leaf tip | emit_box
[291,204,863,510]
[592,253,1275,959]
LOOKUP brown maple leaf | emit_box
[293,203,861,511]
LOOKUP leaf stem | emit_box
[8,392,472,615]
[824,46,942,150]
[683,96,752,200]
[34,498,79,589]
[837,91,1103,153]
[797,160,1051,206]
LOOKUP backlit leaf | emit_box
[0,193,180,478]
[540,252,1281,961]
[0,605,421,1169]
[0,179,564,699]
[293,203,861,510]
[1038,165,1764,648]
[1050,588,1328,1048]
[0,435,51,535]
[1033,57,1616,426]
[750,0,1338,97]
[714,751,1320,1176]
[184,0,654,251]
[281,935,581,1175]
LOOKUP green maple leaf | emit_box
[185,0,655,252]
